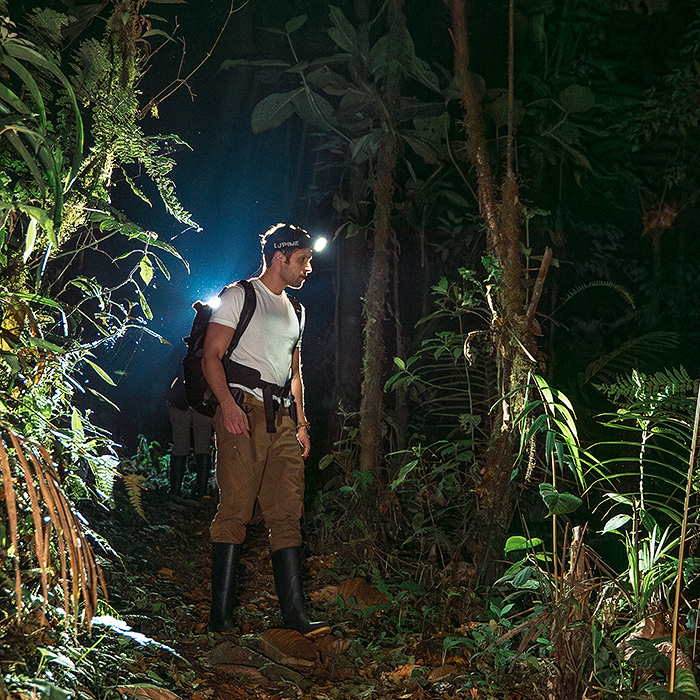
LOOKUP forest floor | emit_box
[1,480,546,700]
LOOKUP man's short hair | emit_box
[261,223,312,266]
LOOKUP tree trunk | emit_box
[446,0,539,583]
[358,0,403,474]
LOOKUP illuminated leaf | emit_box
[23,218,37,263]
[504,535,543,552]
[139,255,154,285]
[539,483,582,515]
[84,359,116,386]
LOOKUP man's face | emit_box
[281,247,313,289]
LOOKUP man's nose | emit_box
[306,262,312,273]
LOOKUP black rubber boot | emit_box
[194,453,211,499]
[169,455,187,496]
[271,546,330,636]
[209,542,242,633]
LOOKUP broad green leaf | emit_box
[602,513,631,534]
[558,84,595,113]
[285,14,307,34]
[141,29,175,41]
[306,66,351,96]
[291,89,337,128]
[539,482,582,516]
[651,668,700,699]
[328,6,360,54]
[251,91,298,134]
[318,454,334,470]
[393,357,406,370]
[139,255,154,285]
[20,205,56,247]
[504,535,543,552]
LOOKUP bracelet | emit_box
[296,421,311,431]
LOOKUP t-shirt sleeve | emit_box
[209,284,245,329]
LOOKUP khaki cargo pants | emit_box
[210,393,304,551]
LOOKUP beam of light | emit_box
[313,237,328,253]
[207,295,222,309]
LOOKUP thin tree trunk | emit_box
[358,0,403,473]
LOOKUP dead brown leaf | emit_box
[427,664,457,681]
[337,578,389,609]
[212,664,269,685]
[309,583,339,604]
[157,568,175,580]
[388,663,419,684]
[315,634,352,663]
[116,684,181,700]
[258,628,318,669]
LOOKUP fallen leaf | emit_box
[258,628,318,669]
[116,684,181,700]
[315,634,352,663]
[206,640,268,668]
[388,664,419,684]
[427,664,457,681]
[212,665,270,686]
[337,578,389,608]
[157,568,175,580]
[310,584,339,604]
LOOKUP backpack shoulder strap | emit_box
[225,279,257,356]
[287,295,303,348]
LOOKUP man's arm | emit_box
[291,346,310,459]
[202,323,250,436]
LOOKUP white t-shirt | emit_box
[209,278,305,402]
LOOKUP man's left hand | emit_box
[297,426,310,459]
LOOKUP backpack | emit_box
[182,279,302,417]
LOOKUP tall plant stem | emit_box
[669,379,700,690]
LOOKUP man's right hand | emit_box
[220,398,251,437]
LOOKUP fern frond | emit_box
[559,280,636,310]
[594,366,695,406]
[584,332,681,385]
[121,473,147,520]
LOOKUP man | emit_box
[165,365,212,498]
[201,223,329,636]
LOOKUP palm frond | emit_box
[0,420,107,624]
